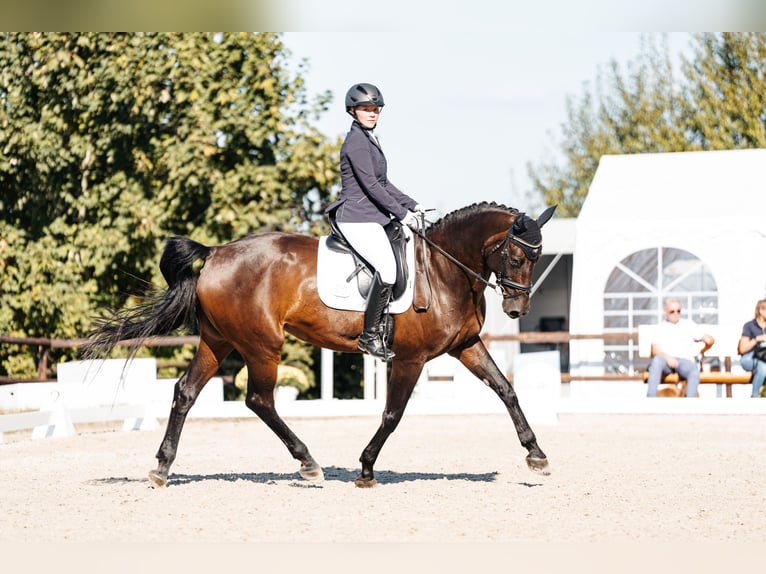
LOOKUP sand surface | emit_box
[2,412,765,545]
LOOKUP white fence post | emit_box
[321,348,334,401]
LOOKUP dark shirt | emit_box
[328,120,416,225]
[742,318,766,340]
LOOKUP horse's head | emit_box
[485,205,556,319]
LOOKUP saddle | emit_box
[325,214,409,301]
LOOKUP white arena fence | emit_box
[2,353,766,443]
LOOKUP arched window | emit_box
[602,247,718,374]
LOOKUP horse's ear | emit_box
[536,205,557,228]
[512,212,528,234]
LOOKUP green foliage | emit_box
[233,364,312,399]
[680,33,766,150]
[0,33,341,377]
[528,33,766,216]
[304,348,364,400]
[334,352,365,399]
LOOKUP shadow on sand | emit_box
[91,466,505,487]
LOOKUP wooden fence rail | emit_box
[482,331,641,383]
[481,331,636,344]
[0,335,199,384]
[1,331,638,385]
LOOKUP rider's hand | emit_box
[401,211,419,229]
[413,204,426,214]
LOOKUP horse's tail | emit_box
[82,236,211,360]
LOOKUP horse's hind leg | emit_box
[149,337,228,487]
[454,340,550,475]
[244,359,324,482]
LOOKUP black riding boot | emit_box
[358,273,395,362]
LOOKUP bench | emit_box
[637,324,752,397]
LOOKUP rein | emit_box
[411,227,495,290]
[410,214,538,310]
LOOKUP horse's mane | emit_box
[427,201,520,235]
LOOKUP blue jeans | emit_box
[739,351,766,397]
[646,356,700,397]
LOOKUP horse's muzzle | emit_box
[502,295,530,318]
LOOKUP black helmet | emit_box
[345,83,385,110]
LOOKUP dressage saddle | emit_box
[325,214,410,301]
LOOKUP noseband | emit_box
[486,227,542,298]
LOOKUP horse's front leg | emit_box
[453,339,550,475]
[356,359,424,487]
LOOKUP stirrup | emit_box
[358,332,395,362]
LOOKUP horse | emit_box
[83,202,556,488]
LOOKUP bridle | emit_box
[410,213,540,310]
[484,226,542,297]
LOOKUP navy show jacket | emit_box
[327,120,417,225]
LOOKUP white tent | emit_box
[569,149,766,375]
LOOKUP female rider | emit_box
[326,82,424,361]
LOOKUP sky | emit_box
[283,32,692,219]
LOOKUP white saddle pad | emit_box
[316,228,415,314]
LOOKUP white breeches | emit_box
[336,221,397,284]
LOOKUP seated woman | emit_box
[738,299,766,398]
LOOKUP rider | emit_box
[326,82,425,361]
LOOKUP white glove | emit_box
[401,211,419,229]
[413,204,426,214]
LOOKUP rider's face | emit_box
[353,105,381,129]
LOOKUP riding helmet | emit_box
[345,83,385,111]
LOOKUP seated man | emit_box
[647,298,715,398]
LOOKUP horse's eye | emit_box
[509,257,522,268]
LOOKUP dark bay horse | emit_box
[84,202,556,487]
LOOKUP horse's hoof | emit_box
[526,455,550,475]
[354,475,378,488]
[148,469,168,488]
[299,463,324,482]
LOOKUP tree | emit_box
[681,33,766,150]
[0,33,341,377]
[527,33,766,216]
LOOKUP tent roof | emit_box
[579,149,766,223]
